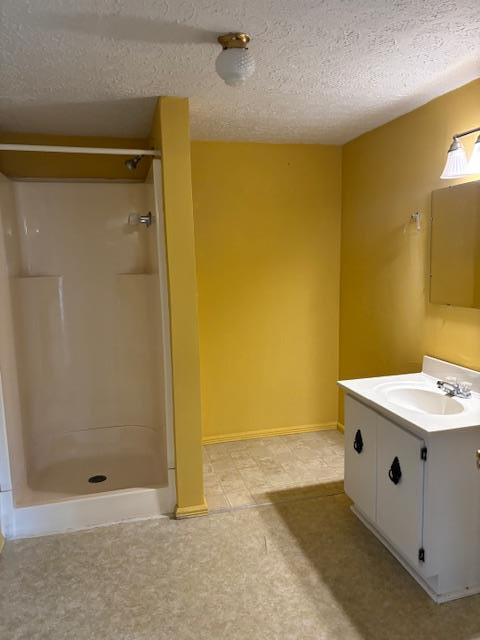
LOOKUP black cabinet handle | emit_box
[388,456,402,485]
[353,429,363,454]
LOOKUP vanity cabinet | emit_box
[376,413,425,566]
[340,357,480,603]
[344,397,377,522]
[345,396,426,566]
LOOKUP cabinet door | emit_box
[376,415,425,566]
[344,395,377,522]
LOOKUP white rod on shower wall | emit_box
[0,144,160,156]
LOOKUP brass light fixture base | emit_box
[217,32,251,49]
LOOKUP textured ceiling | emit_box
[1,0,479,144]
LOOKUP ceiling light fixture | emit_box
[216,32,255,86]
[441,126,480,179]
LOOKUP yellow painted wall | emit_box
[0,132,151,180]
[151,98,205,517]
[340,78,480,419]
[191,141,342,441]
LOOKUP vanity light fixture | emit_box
[468,135,480,174]
[215,32,255,86]
[441,126,480,179]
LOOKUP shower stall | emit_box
[0,158,175,538]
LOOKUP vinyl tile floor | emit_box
[203,430,344,511]
[3,494,480,639]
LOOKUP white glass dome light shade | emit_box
[467,135,480,175]
[215,33,255,86]
[440,138,469,179]
[215,47,255,86]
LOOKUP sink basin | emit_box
[383,387,464,416]
[338,357,480,433]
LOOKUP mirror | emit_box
[430,180,480,308]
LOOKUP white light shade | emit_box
[440,139,469,179]
[215,48,255,86]
[467,136,480,175]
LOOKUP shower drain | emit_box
[88,474,107,484]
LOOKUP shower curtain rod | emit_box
[0,144,160,157]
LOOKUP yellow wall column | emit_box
[151,97,206,518]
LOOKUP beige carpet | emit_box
[1,493,480,639]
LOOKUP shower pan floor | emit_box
[16,426,168,507]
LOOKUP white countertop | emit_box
[338,370,480,435]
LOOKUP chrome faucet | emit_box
[128,212,153,227]
[436,379,472,399]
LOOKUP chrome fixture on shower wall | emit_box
[125,155,143,171]
[441,126,480,179]
[128,212,153,227]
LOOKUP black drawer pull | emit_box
[353,429,363,454]
[388,456,402,485]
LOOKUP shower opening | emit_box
[0,159,175,536]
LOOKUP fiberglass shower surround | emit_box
[0,160,175,538]
[13,181,165,496]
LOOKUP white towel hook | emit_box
[410,211,421,231]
